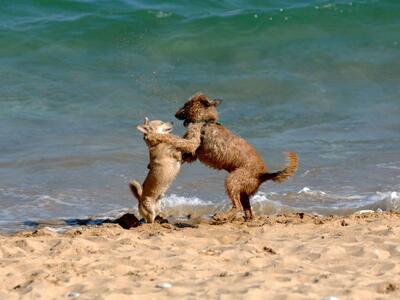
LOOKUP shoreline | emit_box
[1,212,400,299]
[0,206,393,235]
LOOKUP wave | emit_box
[1,186,399,233]
[161,194,213,207]
[139,188,400,218]
[2,0,396,52]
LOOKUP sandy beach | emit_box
[2,1,400,299]
[1,212,399,299]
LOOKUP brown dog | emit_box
[146,93,298,221]
[129,118,201,223]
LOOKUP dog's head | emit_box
[175,92,222,125]
[137,117,173,135]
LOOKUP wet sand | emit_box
[1,212,400,299]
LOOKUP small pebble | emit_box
[156,282,172,289]
[66,291,80,298]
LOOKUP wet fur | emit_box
[146,93,298,221]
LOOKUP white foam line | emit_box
[161,194,213,207]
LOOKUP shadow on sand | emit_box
[23,213,198,230]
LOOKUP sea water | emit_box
[1,0,399,231]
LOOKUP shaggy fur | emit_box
[146,93,298,221]
[129,118,201,223]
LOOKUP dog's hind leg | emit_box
[240,193,253,220]
[214,169,260,222]
[140,196,156,223]
[213,170,244,222]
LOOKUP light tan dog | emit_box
[129,118,201,223]
[146,93,298,222]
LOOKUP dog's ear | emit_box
[137,125,149,134]
[212,99,222,107]
[200,97,212,107]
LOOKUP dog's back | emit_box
[194,123,266,174]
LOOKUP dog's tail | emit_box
[260,152,298,183]
[129,180,143,201]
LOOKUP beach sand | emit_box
[1,212,400,299]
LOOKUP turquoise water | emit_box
[1,0,399,231]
